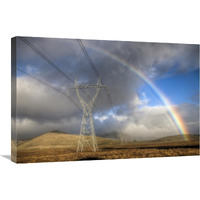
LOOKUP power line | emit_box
[20,37,95,101]
[17,68,81,111]
[20,37,115,135]
[77,39,101,79]
[18,68,110,136]
[22,38,101,108]
[30,37,75,80]
[19,37,74,84]
[76,39,123,135]
[19,37,96,111]
[77,39,119,134]
[76,39,111,97]
[18,40,113,135]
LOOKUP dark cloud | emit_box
[84,39,199,78]
[16,77,81,123]
[14,37,199,140]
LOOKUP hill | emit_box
[17,131,121,151]
[153,134,199,142]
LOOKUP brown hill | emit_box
[17,131,121,151]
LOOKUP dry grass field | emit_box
[11,132,199,163]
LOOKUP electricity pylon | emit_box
[67,78,108,152]
[120,134,127,145]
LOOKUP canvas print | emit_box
[11,37,199,163]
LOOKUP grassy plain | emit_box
[11,132,199,163]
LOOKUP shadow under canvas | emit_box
[1,155,11,160]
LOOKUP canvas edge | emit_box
[11,37,17,163]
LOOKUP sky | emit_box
[12,37,199,141]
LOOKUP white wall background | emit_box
[0,1,199,200]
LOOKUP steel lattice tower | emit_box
[67,78,108,152]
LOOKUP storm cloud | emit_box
[13,37,199,140]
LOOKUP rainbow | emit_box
[86,44,189,141]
